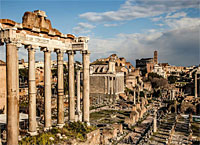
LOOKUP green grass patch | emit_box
[19,122,96,145]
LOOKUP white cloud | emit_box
[166,12,187,19]
[165,17,200,29]
[73,22,95,34]
[89,25,199,66]
[80,0,199,22]
[151,16,163,22]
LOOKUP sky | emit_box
[0,0,199,66]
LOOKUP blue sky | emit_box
[0,0,200,66]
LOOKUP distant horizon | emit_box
[0,51,199,68]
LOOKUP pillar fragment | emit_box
[6,43,19,145]
[57,50,64,127]
[68,50,75,122]
[82,50,90,123]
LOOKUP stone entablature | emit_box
[0,10,88,51]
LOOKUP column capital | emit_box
[67,50,76,55]
[5,38,22,48]
[25,45,38,51]
[40,47,51,52]
[81,50,90,55]
[55,49,64,54]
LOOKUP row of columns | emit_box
[6,42,90,145]
[106,76,115,95]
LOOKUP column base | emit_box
[75,111,82,122]
[69,119,75,123]
[28,131,38,136]
[56,123,65,128]
[44,127,52,132]
[18,135,22,141]
[84,121,90,126]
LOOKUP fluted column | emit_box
[68,50,75,122]
[76,69,81,121]
[195,73,197,98]
[44,49,52,130]
[56,50,64,127]
[27,46,37,135]
[6,42,19,145]
[82,50,90,123]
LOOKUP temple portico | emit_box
[0,10,90,145]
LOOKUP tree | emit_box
[19,68,28,84]
[168,75,177,84]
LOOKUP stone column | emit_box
[6,43,19,145]
[76,69,82,121]
[68,50,75,122]
[44,49,52,130]
[82,50,90,123]
[111,77,114,95]
[116,77,118,94]
[153,110,157,132]
[107,76,110,95]
[16,47,19,137]
[56,50,64,127]
[104,76,107,94]
[195,73,197,98]
[27,46,37,135]
[113,77,116,102]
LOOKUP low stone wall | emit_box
[78,129,101,145]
